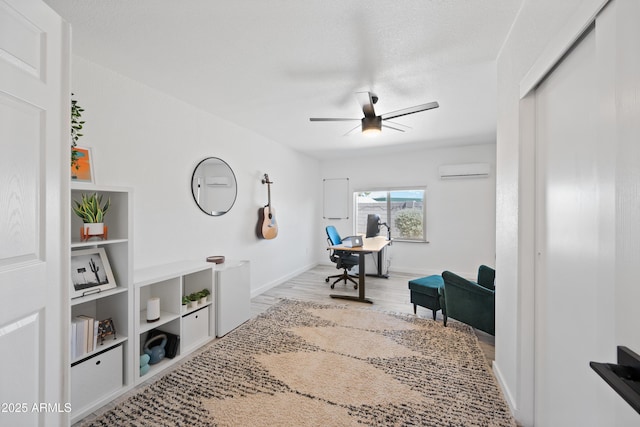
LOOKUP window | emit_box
[354,188,426,242]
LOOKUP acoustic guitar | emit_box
[257,173,278,239]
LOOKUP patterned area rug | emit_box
[80,299,516,426]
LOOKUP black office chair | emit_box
[325,225,358,289]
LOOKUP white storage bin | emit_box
[71,345,123,413]
[182,307,209,351]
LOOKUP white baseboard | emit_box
[250,262,319,298]
[318,261,474,280]
[388,265,442,276]
[492,360,519,421]
[389,266,476,280]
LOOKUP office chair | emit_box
[325,225,358,289]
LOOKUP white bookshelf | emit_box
[69,185,133,423]
[67,186,223,419]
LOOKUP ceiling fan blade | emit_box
[309,117,360,122]
[385,120,412,130]
[343,124,361,136]
[381,101,439,121]
[355,91,376,118]
[382,123,406,133]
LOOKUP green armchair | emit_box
[440,265,495,335]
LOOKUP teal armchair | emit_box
[440,265,495,335]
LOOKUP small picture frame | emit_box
[70,247,116,298]
[71,146,94,183]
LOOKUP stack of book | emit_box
[71,315,99,360]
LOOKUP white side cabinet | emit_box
[69,185,133,424]
[134,261,216,384]
[216,260,251,337]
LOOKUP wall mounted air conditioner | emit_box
[438,163,490,179]
[205,176,230,186]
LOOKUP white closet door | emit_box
[534,26,609,426]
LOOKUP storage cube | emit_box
[71,345,123,412]
[182,307,209,351]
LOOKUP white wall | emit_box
[71,56,321,295]
[72,55,495,294]
[497,0,640,425]
[320,143,496,278]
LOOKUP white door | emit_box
[534,23,615,426]
[0,0,68,426]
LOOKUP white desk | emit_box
[327,236,391,303]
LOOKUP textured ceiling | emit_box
[44,0,523,160]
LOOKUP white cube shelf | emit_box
[134,261,216,383]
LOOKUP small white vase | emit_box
[146,297,161,322]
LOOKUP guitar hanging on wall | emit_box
[257,173,278,239]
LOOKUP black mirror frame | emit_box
[191,157,237,216]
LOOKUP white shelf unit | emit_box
[134,261,216,384]
[69,185,133,424]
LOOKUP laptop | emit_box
[341,235,363,248]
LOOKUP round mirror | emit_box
[191,157,237,216]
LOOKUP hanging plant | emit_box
[71,94,85,170]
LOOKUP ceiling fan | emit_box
[309,91,439,136]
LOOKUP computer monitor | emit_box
[365,214,381,238]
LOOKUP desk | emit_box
[327,236,391,303]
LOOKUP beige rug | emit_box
[80,299,516,426]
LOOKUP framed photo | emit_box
[71,146,94,183]
[70,247,116,298]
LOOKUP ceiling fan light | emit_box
[362,127,381,136]
[362,117,382,136]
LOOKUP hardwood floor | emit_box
[251,264,495,365]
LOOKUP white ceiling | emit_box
[44,0,523,160]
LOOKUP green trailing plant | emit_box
[71,94,85,170]
[72,193,111,223]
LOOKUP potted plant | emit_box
[181,296,190,313]
[72,192,111,239]
[70,94,85,175]
[200,288,211,303]
[198,290,208,305]
[187,293,199,310]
